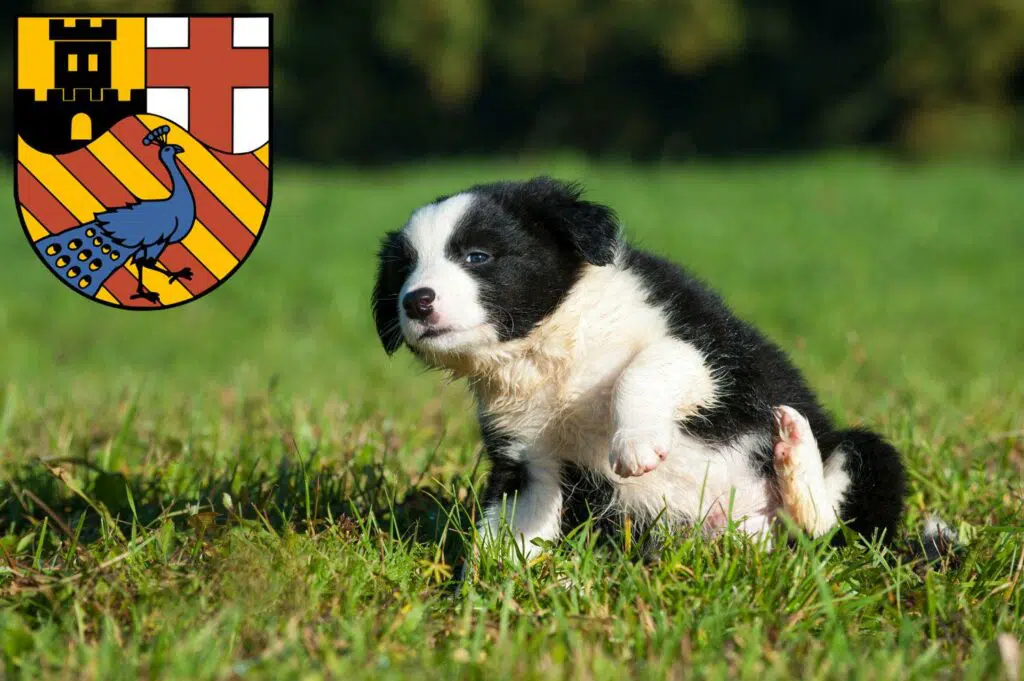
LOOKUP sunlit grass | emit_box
[0,156,1021,679]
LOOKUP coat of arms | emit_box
[15,15,272,308]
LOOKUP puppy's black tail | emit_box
[819,428,907,545]
[820,429,961,564]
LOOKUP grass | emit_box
[0,154,1022,680]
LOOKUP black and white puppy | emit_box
[373,177,906,558]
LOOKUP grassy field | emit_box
[0,155,1021,680]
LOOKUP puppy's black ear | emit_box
[491,177,620,266]
[371,230,412,355]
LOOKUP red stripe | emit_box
[17,164,78,233]
[55,147,215,297]
[113,117,256,259]
[211,149,269,204]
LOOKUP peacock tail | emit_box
[34,222,127,298]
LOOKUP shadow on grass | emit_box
[0,452,478,574]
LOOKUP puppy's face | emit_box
[373,177,619,360]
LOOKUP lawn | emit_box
[0,155,1021,680]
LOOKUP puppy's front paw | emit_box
[608,431,669,478]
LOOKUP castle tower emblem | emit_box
[17,19,147,154]
[14,15,272,310]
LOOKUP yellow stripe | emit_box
[89,132,239,280]
[180,228,235,279]
[20,206,49,241]
[254,143,269,167]
[17,136,191,306]
[18,138,103,222]
[96,287,119,304]
[138,114,266,234]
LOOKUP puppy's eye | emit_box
[464,251,491,265]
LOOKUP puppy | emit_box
[373,177,906,559]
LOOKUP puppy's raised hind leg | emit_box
[772,406,849,537]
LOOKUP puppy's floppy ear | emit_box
[491,176,620,266]
[371,230,412,355]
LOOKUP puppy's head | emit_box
[372,177,619,361]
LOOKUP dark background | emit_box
[4,0,1023,164]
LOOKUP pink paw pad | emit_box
[608,435,669,478]
[773,406,804,444]
[772,405,810,466]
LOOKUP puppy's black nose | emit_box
[402,287,435,320]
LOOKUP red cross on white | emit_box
[145,16,269,153]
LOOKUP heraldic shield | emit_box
[14,15,272,309]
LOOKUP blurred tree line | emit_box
[4,0,1023,163]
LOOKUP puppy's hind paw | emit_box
[772,405,818,477]
[772,405,829,535]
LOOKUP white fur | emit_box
[399,194,496,353]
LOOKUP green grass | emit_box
[0,155,1022,680]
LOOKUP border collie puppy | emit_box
[372,177,906,558]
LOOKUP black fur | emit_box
[444,182,593,342]
[372,230,415,354]
[817,428,907,543]
[621,248,906,543]
[478,414,530,515]
[451,177,619,341]
[467,177,619,267]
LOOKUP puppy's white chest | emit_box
[540,377,619,466]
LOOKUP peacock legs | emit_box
[138,258,193,285]
[129,259,161,303]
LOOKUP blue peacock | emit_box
[34,125,196,304]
